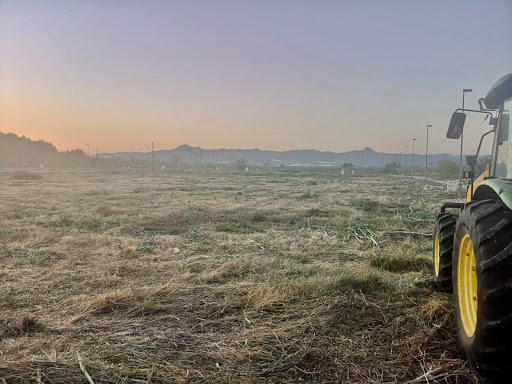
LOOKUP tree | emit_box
[436,160,459,180]
[236,158,248,171]
[65,149,87,158]
[384,162,400,174]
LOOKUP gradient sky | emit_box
[1,1,511,155]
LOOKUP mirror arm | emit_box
[454,108,494,120]
[477,98,497,112]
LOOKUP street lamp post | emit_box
[425,125,432,181]
[412,138,417,176]
[460,89,473,184]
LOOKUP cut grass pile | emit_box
[0,169,485,383]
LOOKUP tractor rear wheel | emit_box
[433,212,457,292]
[452,199,512,378]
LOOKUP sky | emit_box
[1,1,511,155]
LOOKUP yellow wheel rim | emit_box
[434,232,440,277]
[458,234,478,338]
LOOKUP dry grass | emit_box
[0,168,486,383]
[9,170,43,180]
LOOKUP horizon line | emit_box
[1,130,476,157]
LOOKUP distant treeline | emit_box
[0,132,87,167]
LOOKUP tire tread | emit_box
[452,199,512,379]
[433,212,458,292]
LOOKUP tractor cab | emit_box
[433,73,512,380]
[445,73,512,202]
[492,96,512,179]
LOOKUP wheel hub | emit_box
[458,234,478,338]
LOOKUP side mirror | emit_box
[447,112,466,139]
[466,155,477,166]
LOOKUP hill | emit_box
[101,144,461,167]
[0,132,463,168]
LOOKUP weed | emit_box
[298,190,314,199]
[370,254,432,273]
[250,212,267,222]
[0,287,19,306]
[136,238,161,252]
[1,316,45,337]
[96,205,115,216]
[353,198,379,212]
[330,271,388,293]
[305,208,330,217]
[78,217,103,231]
[292,253,312,264]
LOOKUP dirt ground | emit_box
[0,168,486,383]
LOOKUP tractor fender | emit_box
[473,179,512,210]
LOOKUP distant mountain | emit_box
[100,144,461,167]
[0,132,464,168]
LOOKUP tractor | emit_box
[433,72,512,379]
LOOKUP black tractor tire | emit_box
[433,212,457,292]
[452,199,512,379]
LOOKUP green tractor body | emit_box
[433,72,512,379]
[473,178,512,209]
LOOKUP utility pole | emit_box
[361,149,364,167]
[412,138,417,176]
[460,89,473,184]
[425,125,432,182]
[152,142,155,173]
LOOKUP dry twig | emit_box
[76,352,95,384]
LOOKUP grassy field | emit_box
[0,168,486,383]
